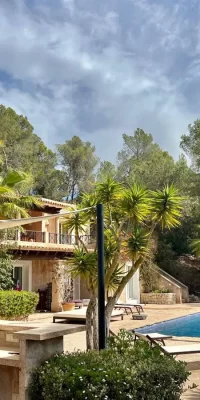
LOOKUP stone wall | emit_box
[140,266,189,304]
[141,293,176,305]
[156,275,182,303]
[0,366,19,400]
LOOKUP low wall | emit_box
[0,321,86,400]
[141,293,176,305]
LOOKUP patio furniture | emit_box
[146,336,200,357]
[115,301,144,315]
[73,300,83,309]
[133,331,173,345]
[53,308,124,323]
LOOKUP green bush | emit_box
[29,330,189,400]
[0,250,14,290]
[0,291,39,320]
[153,287,171,293]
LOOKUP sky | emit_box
[0,0,200,162]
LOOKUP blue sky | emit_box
[0,0,199,162]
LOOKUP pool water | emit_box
[137,313,200,337]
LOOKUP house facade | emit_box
[3,198,140,311]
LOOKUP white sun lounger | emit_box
[133,332,172,345]
[160,344,200,356]
[145,335,200,356]
[53,308,124,323]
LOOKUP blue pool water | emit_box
[137,313,200,337]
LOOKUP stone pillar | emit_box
[19,336,64,400]
[51,262,63,312]
[44,231,49,243]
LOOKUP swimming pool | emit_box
[136,313,200,337]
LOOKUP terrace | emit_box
[2,229,94,252]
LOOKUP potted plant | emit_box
[62,297,75,311]
[62,300,75,311]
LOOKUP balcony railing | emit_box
[5,229,94,246]
[49,233,94,245]
[20,230,45,243]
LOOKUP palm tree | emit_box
[63,177,183,349]
[0,170,41,219]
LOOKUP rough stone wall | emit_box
[141,293,176,305]
[0,366,19,400]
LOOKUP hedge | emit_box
[29,330,189,400]
[0,290,39,320]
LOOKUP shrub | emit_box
[29,330,189,400]
[0,250,14,290]
[153,287,171,293]
[0,291,39,320]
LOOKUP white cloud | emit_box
[0,0,198,162]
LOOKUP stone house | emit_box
[3,198,141,310]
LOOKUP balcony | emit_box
[3,229,94,252]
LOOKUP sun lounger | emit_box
[114,304,144,315]
[133,331,172,345]
[114,299,144,315]
[159,344,200,356]
[146,336,200,356]
[53,308,124,323]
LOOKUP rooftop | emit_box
[40,198,75,209]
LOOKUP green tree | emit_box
[180,119,200,197]
[96,161,116,182]
[65,178,183,349]
[181,120,200,171]
[117,129,192,193]
[0,105,63,199]
[56,136,98,201]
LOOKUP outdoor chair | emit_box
[114,300,144,315]
[146,335,200,357]
[133,331,172,345]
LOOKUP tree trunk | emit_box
[105,296,117,333]
[92,297,99,350]
[105,259,143,332]
[86,298,94,350]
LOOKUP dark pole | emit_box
[97,203,106,350]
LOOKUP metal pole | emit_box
[97,203,106,350]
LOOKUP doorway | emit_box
[126,264,140,303]
[13,261,32,291]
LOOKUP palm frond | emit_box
[96,177,123,205]
[120,184,151,223]
[0,203,29,218]
[104,229,120,264]
[105,264,125,291]
[63,207,89,235]
[124,226,150,259]
[151,185,183,229]
[2,170,28,188]
[67,248,97,279]
[80,192,98,220]
[0,186,15,195]
[17,196,43,209]
[190,238,200,257]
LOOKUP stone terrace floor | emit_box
[29,303,200,399]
